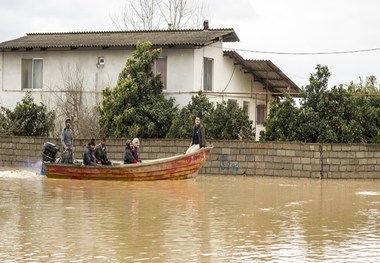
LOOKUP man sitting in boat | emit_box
[94,137,112,165]
[132,138,142,162]
[124,140,138,164]
[83,139,99,166]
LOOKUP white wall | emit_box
[0,47,199,108]
[0,48,134,108]
[162,48,195,107]
[192,43,272,140]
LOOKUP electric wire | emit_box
[223,47,380,56]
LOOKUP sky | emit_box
[1,0,379,88]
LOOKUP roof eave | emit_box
[224,50,300,96]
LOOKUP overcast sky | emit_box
[1,0,379,88]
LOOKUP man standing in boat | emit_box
[186,116,206,154]
[61,118,74,164]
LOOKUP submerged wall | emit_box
[1,136,380,179]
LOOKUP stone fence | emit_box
[1,135,380,179]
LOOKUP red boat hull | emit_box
[44,146,213,181]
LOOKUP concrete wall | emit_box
[1,135,380,179]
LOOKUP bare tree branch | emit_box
[112,0,207,30]
[46,63,100,139]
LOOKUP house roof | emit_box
[0,29,239,50]
[224,51,300,95]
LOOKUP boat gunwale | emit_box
[44,145,213,171]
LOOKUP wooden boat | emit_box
[44,146,213,181]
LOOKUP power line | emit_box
[223,47,380,56]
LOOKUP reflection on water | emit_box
[1,169,380,262]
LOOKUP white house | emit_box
[0,22,299,140]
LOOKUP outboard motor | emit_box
[43,142,58,162]
[41,142,58,175]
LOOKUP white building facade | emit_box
[0,25,299,140]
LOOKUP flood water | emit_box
[1,168,380,262]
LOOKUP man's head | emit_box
[101,137,106,145]
[195,117,201,127]
[65,118,71,128]
[88,139,95,149]
[132,138,140,148]
[126,140,133,149]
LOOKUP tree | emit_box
[260,95,301,141]
[261,65,380,143]
[0,107,9,134]
[316,85,362,143]
[167,92,255,140]
[112,0,208,30]
[98,41,177,138]
[347,75,380,143]
[0,92,55,136]
[207,100,255,140]
[49,63,101,139]
[298,64,331,142]
[263,65,338,142]
[166,91,213,138]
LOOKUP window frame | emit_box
[256,104,267,125]
[243,101,250,117]
[21,58,43,90]
[203,57,213,91]
[154,56,167,90]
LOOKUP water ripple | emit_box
[1,172,380,262]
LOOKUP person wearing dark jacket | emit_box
[124,140,138,164]
[94,137,111,165]
[186,116,206,154]
[83,139,98,166]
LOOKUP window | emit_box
[243,101,249,117]
[22,58,43,89]
[203,57,213,91]
[154,57,167,89]
[256,104,267,125]
[228,99,238,109]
